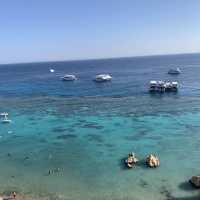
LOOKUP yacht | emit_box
[168,68,181,75]
[1,113,11,123]
[171,81,179,91]
[94,74,112,82]
[62,74,77,81]
[149,80,158,92]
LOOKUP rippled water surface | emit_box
[0,54,200,200]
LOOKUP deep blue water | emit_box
[0,54,200,200]
[1,53,200,97]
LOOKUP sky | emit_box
[1,0,200,64]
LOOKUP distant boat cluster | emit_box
[50,67,181,92]
[149,67,181,93]
[49,68,112,82]
[62,74,112,82]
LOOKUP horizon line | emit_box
[1,51,200,66]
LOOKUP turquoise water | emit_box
[1,54,200,199]
[0,96,200,200]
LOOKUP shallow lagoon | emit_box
[0,96,200,200]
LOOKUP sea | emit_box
[0,53,200,200]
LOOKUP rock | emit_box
[125,152,138,168]
[190,176,200,188]
[146,154,160,168]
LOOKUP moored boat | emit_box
[62,74,77,81]
[168,68,181,75]
[94,74,112,82]
[149,80,179,93]
[1,113,11,123]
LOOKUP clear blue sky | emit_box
[1,0,200,64]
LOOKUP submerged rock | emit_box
[190,176,200,188]
[146,154,160,168]
[125,152,138,168]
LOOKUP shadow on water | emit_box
[178,182,197,192]
[155,181,200,200]
[119,157,148,170]
[137,159,148,169]
[171,196,200,200]
[119,158,128,170]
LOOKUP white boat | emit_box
[62,74,77,81]
[94,74,112,82]
[149,80,178,92]
[171,81,179,91]
[1,117,12,123]
[1,113,11,123]
[168,68,181,75]
[50,68,55,73]
[0,112,8,116]
[149,80,158,92]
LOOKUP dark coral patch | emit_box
[57,134,77,140]
[82,122,104,129]
[52,127,66,133]
[160,186,173,200]
[104,143,115,149]
[39,138,47,143]
[139,179,148,188]
[114,122,121,127]
[78,119,87,123]
[66,128,75,132]
[87,134,104,143]
[124,130,148,141]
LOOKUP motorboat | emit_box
[94,74,112,82]
[171,81,179,91]
[149,80,158,92]
[168,68,181,75]
[0,112,8,116]
[50,68,55,73]
[62,74,77,81]
[1,113,11,123]
[157,81,165,92]
[2,117,12,123]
